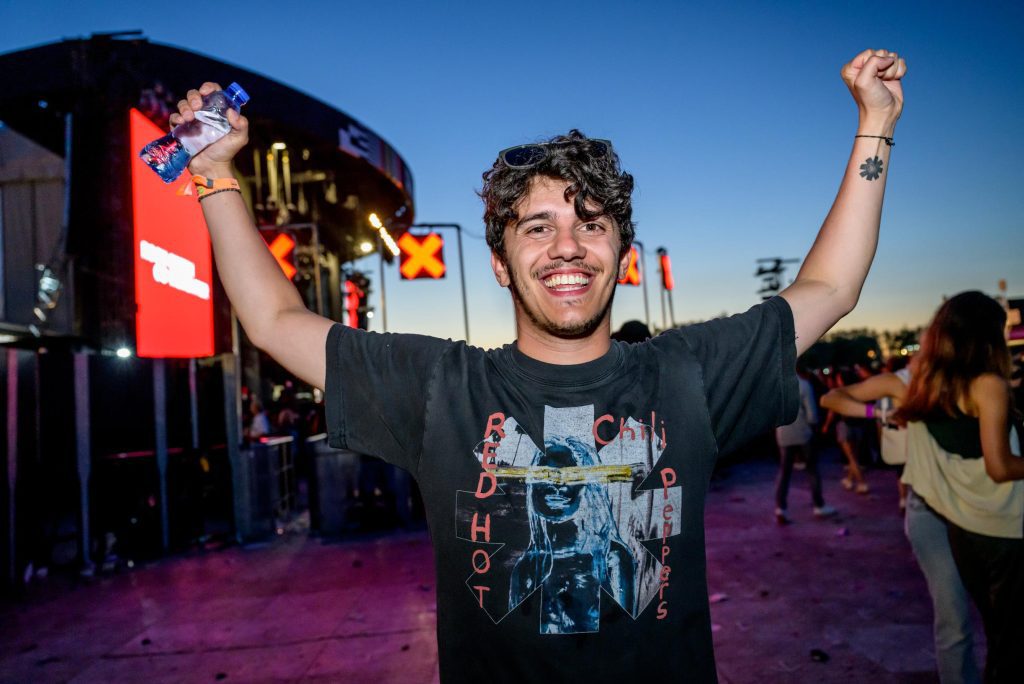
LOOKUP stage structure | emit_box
[0,33,414,585]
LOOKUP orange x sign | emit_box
[266,233,297,280]
[398,232,446,280]
[618,246,641,286]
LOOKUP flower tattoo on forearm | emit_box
[859,156,884,181]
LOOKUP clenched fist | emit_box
[841,49,907,133]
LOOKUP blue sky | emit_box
[2,0,1022,348]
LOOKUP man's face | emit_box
[491,176,630,340]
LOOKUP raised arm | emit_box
[780,49,907,356]
[171,83,333,389]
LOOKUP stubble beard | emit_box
[505,262,616,340]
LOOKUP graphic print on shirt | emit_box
[456,404,681,634]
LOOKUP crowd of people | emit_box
[241,383,324,445]
[767,292,1022,683]
[773,356,907,520]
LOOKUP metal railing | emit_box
[259,435,296,521]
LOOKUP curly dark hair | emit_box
[479,130,635,259]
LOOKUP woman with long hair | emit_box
[821,291,1024,683]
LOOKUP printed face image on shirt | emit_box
[457,405,681,634]
[530,444,584,520]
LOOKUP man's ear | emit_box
[617,244,632,281]
[491,250,510,287]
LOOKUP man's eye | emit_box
[525,225,548,235]
[581,223,605,232]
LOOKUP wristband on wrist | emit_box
[197,187,242,202]
[855,134,894,147]
[864,403,875,419]
[190,175,240,199]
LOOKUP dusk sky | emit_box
[2,0,1022,349]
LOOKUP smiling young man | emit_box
[179,48,905,683]
[490,169,632,361]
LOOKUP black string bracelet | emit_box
[196,187,242,200]
[855,134,894,147]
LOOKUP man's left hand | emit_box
[841,49,907,129]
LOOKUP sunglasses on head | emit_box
[497,138,613,169]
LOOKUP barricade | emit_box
[308,434,360,537]
[233,436,296,542]
[308,434,417,536]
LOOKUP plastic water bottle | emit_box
[139,82,250,183]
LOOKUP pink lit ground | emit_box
[2,457,976,683]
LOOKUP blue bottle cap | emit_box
[226,82,250,106]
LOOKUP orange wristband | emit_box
[190,175,240,199]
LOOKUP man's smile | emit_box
[542,272,592,293]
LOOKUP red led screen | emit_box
[129,108,215,358]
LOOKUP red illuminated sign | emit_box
[398,232,446,279]
[618,246,641,286]
[659,253,675,292]
[343,280,364,328]
[130,109,215,358]
[266,233,297,279]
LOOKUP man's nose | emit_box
[548,225,585,261]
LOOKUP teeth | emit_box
[543,273,589,289]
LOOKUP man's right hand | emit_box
[169,82,249,177]
[178,82,333,390]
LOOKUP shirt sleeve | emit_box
[668,296,799,456]
[324,324,452,474]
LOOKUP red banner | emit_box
[660,253,675,292]
[130,109,214,358]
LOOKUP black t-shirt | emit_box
[325,296,798,683]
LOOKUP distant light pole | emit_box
[632,239,652,329]
[369,213,400,332]
[411,223,470,344]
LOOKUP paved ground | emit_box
[1,455,982,683]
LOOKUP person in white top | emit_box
[774,368,836,523]
[822,291,1023,683]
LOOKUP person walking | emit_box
[774,366,836,523]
